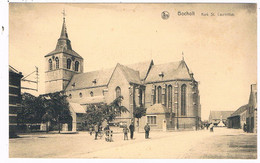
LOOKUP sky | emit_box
[9,3,257,120]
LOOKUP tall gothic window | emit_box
[139,89,143,106]
[115,87,121,106]
[116,86,121,98]
[67,59,71,69]
[181,84,187,116]
[153,86,156,104]
[75,61,79,72]
[55,57,59,69]
[168,85,172,109]
[158,86,162,103]
[49,59,52,71]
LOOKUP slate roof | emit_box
[45,18,83,59]
[9,65,23,77]
[69,102,86,113]
[127,60,153,81]
[45,49,83,59]
[66,68,114,91]
[146,104,169,114]
[117,64,142,85]
[66,63,144,91]
[9,65,20,74]
[209,111,234,120]
[69,96,106,105]
[145,60,192,83]
[65,59,195,91]
[228,105,248,118]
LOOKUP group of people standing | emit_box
[90,122,151,141]
[123,122,150,140]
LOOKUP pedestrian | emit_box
[243,123,246,132]
[104,124,110,133]
[94,124,99,140]
[123,125,129,140]
[144,123,150,139]
[129,122,135,139]
[104,124,110,141]
[209,124,214,132]
[89,125,93,135]
[244,123,248,133]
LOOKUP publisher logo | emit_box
[161,11,170,20]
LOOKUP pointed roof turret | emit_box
[45,12,82,59]
[60,17,69,39]
[55,17,72,51]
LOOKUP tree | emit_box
[18,92,71,133]
[104,96,129,123]
[42,111,52,133]
[84,96,128,127]
[133,105,146,132]
[18,93,46,126]
[40,92,71,133]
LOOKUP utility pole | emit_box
[21,66,39,92]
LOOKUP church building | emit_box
[44,17,201,131]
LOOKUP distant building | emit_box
[44,16,201,131]
[9,66,23,138]
[246,84,257,133]
[208,111,233,126]
[227,105,247,129]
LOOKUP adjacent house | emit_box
[227,105,248,129]
[208,111,233,126]
[9,65,23,137]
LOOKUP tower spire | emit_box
[55,9,72,50]
[60,9,68,39]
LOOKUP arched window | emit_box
[158,86,162,103]
[79,92,82,98]
[181,84,187,116]
[168,85,172,109]
[75,61,79,72]
[69,94,72,99]
[55,57,59,69]
[115,86,121,98]
[139,89,143,106]
[49,59,52,71]
[67,59,71,69]
[153,86,156,104]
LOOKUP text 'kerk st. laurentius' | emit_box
[44,16,201,132]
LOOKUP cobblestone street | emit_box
[9,128,257,159]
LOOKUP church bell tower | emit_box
[45,12,84,94]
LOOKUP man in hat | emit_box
[123,125,129,140]
[144,123,150,139]
[94,123,99,140]
[129,122,135,139]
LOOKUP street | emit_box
[9,127,257,159]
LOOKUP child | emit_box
[123,125,129,140]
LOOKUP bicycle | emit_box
[97,130,104,139]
